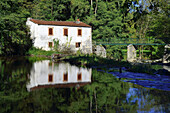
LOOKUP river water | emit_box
[0,57,170,113]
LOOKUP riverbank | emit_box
[63,55,170,75]
[64,55,130,67]
[26,48,170,75]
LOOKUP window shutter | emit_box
[48,42,53,48]
[64,29,68,36]
[78,29,82,36]
[48,74,53,82]
[77,73,82,80]
[76,42,81,48]
[63,72,68,81]
[49,28,53,35]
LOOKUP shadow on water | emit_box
[107,66,170,91]
[0,57,169,113]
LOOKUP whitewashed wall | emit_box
[26,18,92,53]
[27,60,92,91]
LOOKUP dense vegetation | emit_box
[0,0,169,59]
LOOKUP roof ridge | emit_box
[29,18,90,27]
[31,19,74,22]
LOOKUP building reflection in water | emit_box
[27,60,92,91]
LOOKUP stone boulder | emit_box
[93,45,106,58]
[127,44,136,62]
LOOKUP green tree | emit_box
[0,0,32,55]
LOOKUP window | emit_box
[48,74,53,82]
[78,29,82,36]
[75,42,81,48]
[48,42,53,48]
[63,28,68,36]
[48,28,53,36]
[77,73,82,81]
[63,72,68,82]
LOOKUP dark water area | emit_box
[0,57,170,113]
[109,71,170,91]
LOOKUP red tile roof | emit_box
[30,19,91,27]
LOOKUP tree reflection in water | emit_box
[0,58,169,113]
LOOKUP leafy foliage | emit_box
[53,39,60,51]
[0,0,169,59]
[0,0,32,55]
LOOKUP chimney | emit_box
[27,17,32,21]
[76,19,80,24]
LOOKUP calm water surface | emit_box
[0,57,169,113]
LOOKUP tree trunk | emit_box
[90,0,93,15]
[141,45,144,59]
[90,97,92,113]
[95,0,98,17]
[94,90,97,113]
[91,0,93,8]
[139,45,142,59]
[51,0,53,18]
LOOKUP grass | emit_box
[27,47,61,56]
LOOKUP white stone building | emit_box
[26,18,92,54]
[27,60,92,91]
